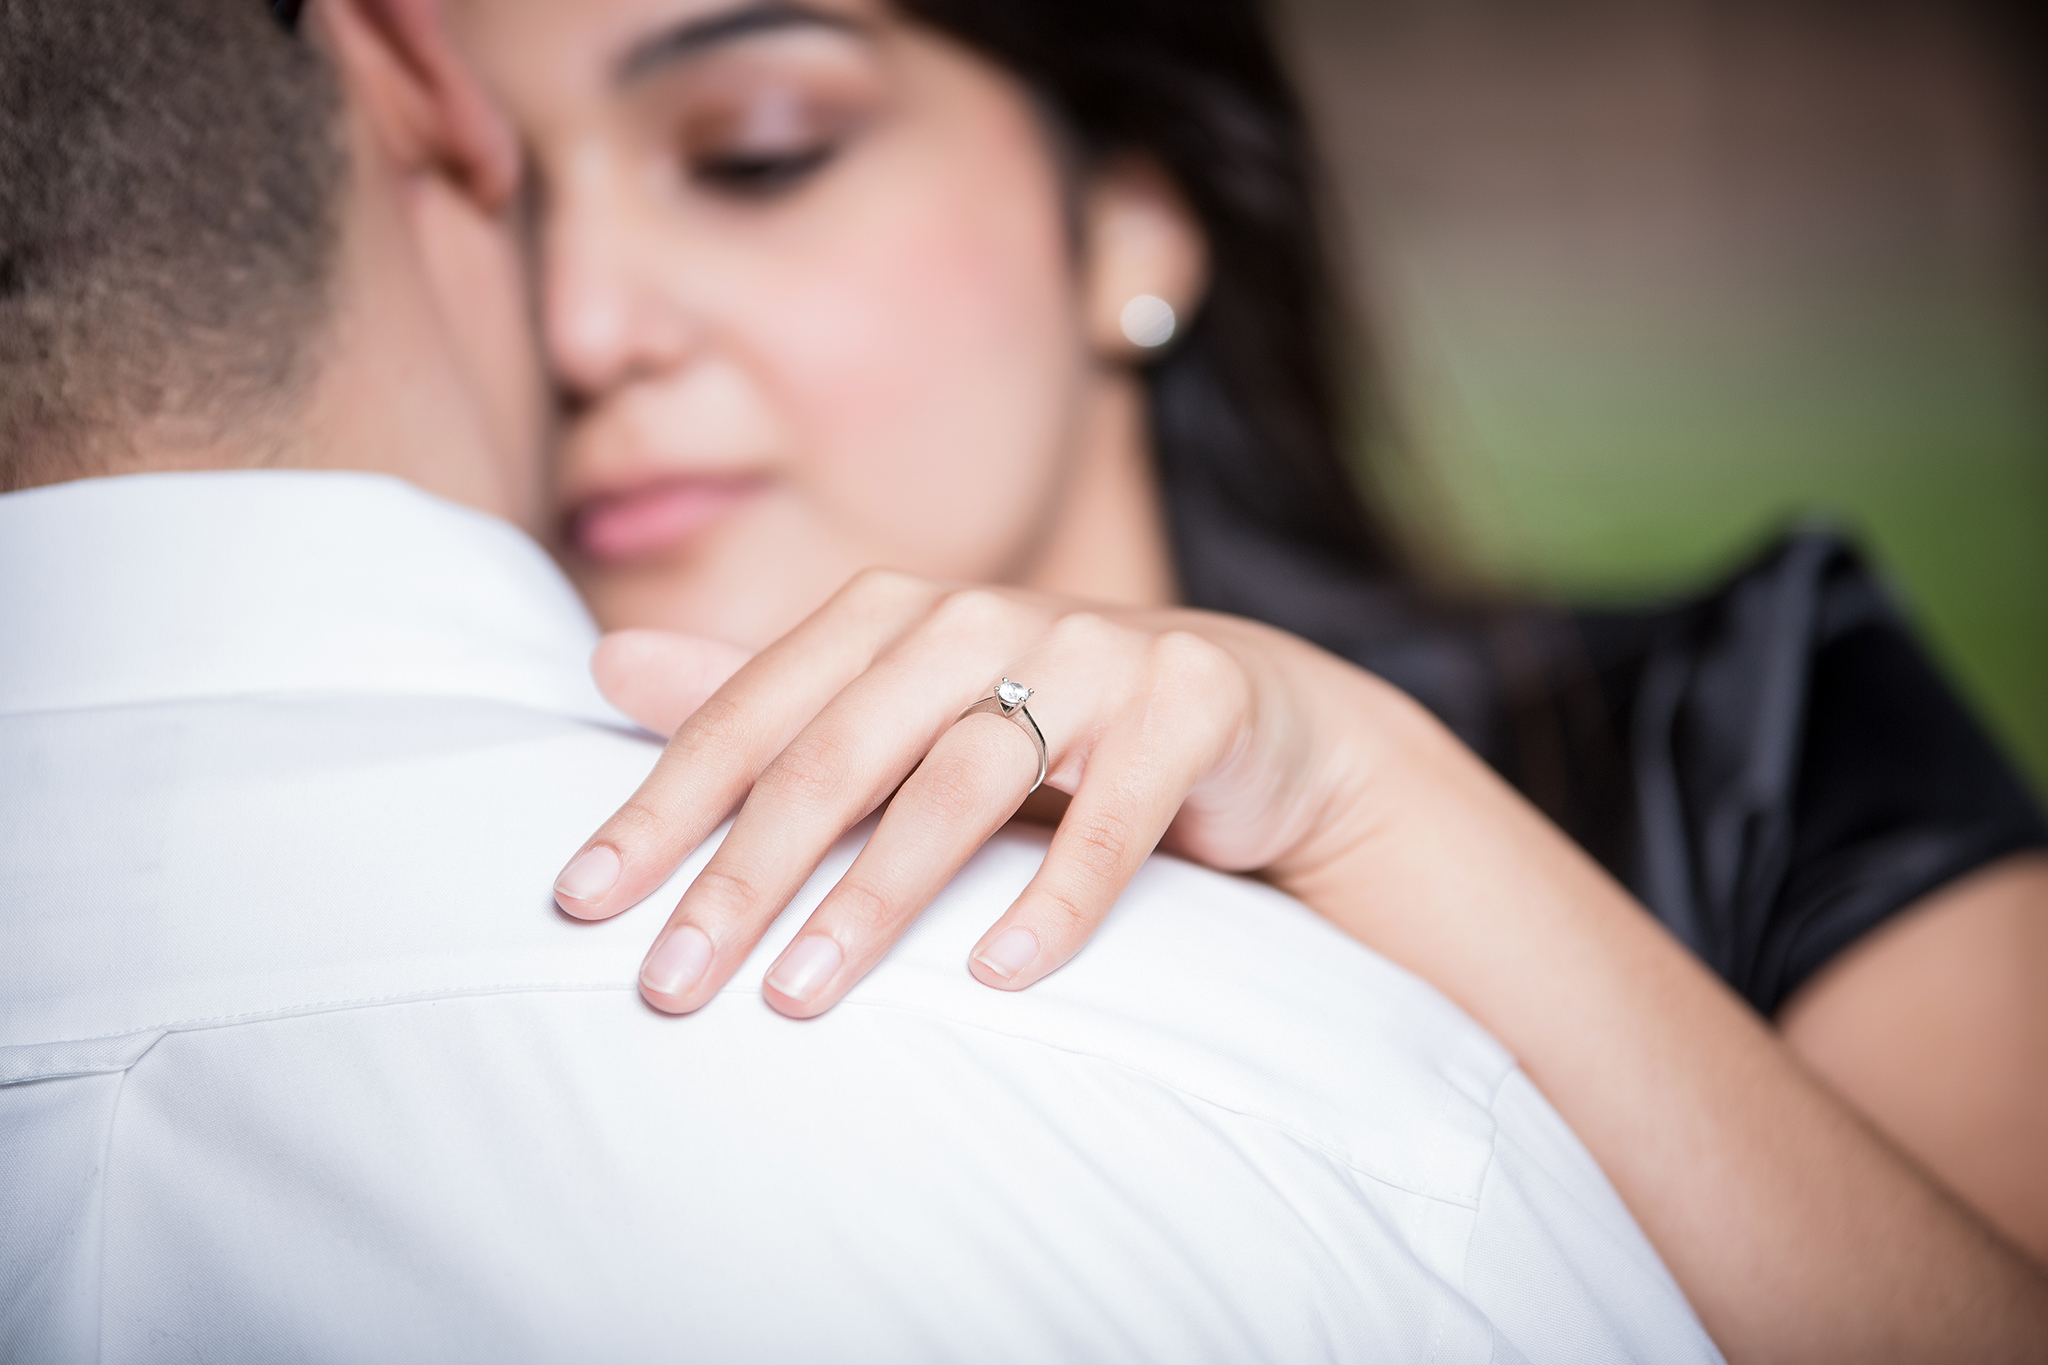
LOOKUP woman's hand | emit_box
[552,567,1409,1018]
[557,568,2048,1359]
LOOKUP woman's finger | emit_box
[635,588,1045,1013]
[758,710,1045,1017]
[552,568,938,922]
[755,611,1165,1017]
[590,629,753,739]
[749,624,1127,1016]
[969,632,1247,991]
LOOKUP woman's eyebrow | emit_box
[616,2,866,84]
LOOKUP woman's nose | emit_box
[542,183,697,403]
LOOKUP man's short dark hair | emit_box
[0,0,344,490]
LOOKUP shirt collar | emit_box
[0,470,632,727]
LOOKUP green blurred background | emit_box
[1280,0,2048,795]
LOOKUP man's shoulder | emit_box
[2,685,1512,1192]
[0,692,657,1074]
[867,827,1518,1201]
[1,689,1716,1365]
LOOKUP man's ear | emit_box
[1080,158,1211,362]
[311,0,519,211]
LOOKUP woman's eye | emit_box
[681,85,859,199]
[691,142,839,197]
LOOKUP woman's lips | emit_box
[569,476,769,565]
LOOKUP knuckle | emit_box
[675,693,754,768]
[846,564,914,601]
[688,862,767,916]
[1062,805,1141,884]
[1031,884,1098,935]
[1148,628,1228,680]
[1148,630,1244,707]
[758,731,858,807]
[1049,609,1121,653]
[913,749,994,822]
[606,797,673,847]
[930,586,1012,638]
[840,566,936,622]
[827,877,898,935]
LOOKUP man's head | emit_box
[0,0,551,532]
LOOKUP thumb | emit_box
[591,629,753,738]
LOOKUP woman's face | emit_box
[447,0,1119,647]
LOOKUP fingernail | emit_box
[641,924,713,998]
[974,927,1039,980]
[554,845,621,906]
[766,935,842,1004]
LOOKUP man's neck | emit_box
[280,137,549,538]
[22,179,548,539]
[92,105,551,541]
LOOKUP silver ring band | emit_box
[957,678,1048,794]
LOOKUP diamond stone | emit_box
[996,679,1031,708]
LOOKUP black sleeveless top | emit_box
[1185,529,2048,1018]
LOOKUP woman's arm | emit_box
[1778,853,2048,1266]
[1279,679,2048,1362]
[564,580,2048,1359]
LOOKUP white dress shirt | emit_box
[0,471,1718,1364]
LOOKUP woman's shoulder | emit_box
[1570,532,2047,1015]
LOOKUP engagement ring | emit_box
[957,678,1049,793]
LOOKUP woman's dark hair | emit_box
[898,0,1411,631]
[899,0,1630,833]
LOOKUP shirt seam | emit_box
[29,981,1496,1210]
[0,687,638,734]
[93,1066,129,1365]
[9,980,629,1046]
[1456,1100,1508,1365]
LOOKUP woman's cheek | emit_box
[760,179,1083,580]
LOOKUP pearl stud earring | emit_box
[1120,294,1177,349]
